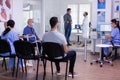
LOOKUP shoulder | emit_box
[113,27,119,31]
[9,29,18,35]
[56,31,65,38]
[24,26,29,30]
[64,13,67,16]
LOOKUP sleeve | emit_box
[61,35,67,45]
[111,28,117,38]
[23,27,28,35]
[63,14,68,23]
[33,28,40,40]
[35,32,40,40]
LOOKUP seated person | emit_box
[103,19,120,57]
[23,19,41,66]
[23,19,41,53]
[0,20,22,69]
[42,17,77,76]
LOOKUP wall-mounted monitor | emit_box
[97,24,112,32]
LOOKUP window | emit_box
[68,4,91,33]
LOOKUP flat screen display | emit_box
[97,24,112,32]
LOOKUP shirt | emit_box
[111,27,120,44]
[63,13,72,27]
[1,29,19,54]
[23,26,39,42]
[42,30,67,45]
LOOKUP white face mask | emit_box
[31,23,34,26]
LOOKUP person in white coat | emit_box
[81,12,90,47]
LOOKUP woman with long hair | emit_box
[103,19,120,56]
[1,20,22,69]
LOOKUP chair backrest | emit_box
[42,42,64,59]
[0,39,11,54]
[14,40,35,58]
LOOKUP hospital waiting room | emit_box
[0,0,120,80]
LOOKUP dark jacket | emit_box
[63,13,72,27]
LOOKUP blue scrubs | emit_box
[23,26,39,42]
[104,27,120,55]
[23,26,41,52]
[1,29,22,68]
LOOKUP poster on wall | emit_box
[112,0,120,19]
[97,11,105,22]
[0,0,12,22]
[98,0,106,9]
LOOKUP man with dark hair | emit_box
[42,17,77,77]
[63,8,72,46]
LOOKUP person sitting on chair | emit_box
[23,19,41,66]
[42,17,77,77]
[1,20,22,69]
[103,19,120,57]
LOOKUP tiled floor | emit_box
[0,51,120,80]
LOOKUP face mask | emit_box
[32,23,34,26]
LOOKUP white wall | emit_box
[12,0,23,35]
[91,0,112,52]
[44,0,91,32]
[0,0,23,35]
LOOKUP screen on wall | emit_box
[97,24,112,32]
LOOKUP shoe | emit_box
[68,72,78,77]
[56,71,61,76]
[67,43,72,46]
[26,63,33,67]
[81,44,85,47]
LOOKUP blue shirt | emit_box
[1,29,19,54]
[111,27,120,44]
[23,26,39,42]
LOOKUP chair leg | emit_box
[36,59,39,80]
[51,61,53,76]
[43,59,47,80]
[21,59,24,73]
[2,58,5,68]
[12,57,16,77]
[16,58,19,77]
[24,60,27,76]
[4,58,7,71]
[65,61,68,80]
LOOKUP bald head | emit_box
[27,19,33,27]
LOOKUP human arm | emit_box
[63,45,68,53]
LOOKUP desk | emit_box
[90,44,113,67]
[75,33,82,42]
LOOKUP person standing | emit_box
[63,8,72,46]
[81,12,90,47]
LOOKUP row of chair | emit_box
[0,39,72,80]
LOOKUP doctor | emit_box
[81,12,90,47]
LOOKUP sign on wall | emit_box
[97,0,106,23]
[112,0,120,19]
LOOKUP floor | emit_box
[0,44,120,80]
